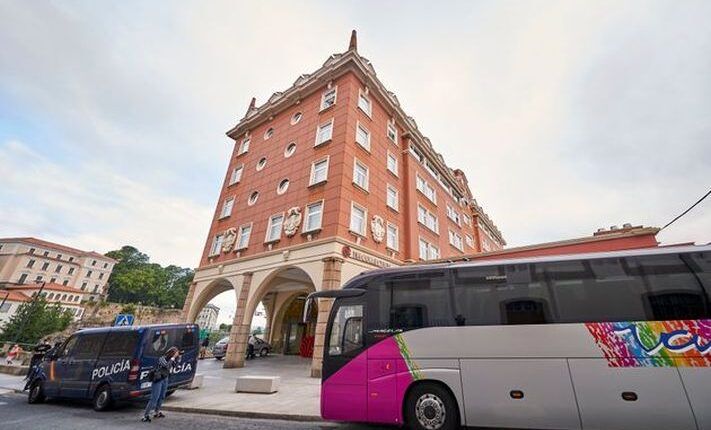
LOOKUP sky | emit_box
[1,1,710,323]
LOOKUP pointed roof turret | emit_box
[348,29,357,51]
[244,97,257,117]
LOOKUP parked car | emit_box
[27,323,199,411]
[212,336,272,360]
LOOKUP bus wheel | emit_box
[405,383,459,430]
[92,385,113,412]
[28,380,46,404]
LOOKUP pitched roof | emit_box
[0,237,117,263]
[0,290,31,303]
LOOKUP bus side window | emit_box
[389,271,453,330]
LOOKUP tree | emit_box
[0,297,74,344]
[105,246,194,308]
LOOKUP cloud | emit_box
[0,140,211,266]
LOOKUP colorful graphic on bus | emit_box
[586,319,711,367]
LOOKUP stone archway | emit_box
[185,277,236,324]
[224,266,317,369]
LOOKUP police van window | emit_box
[390,271,454,330]
[102,331,139,357]
[58,336,79,358]
[72,334,106,360]
[147,330,172,357]
[181,329,196,349]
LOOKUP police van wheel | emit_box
[92,385,113,412]
[404,383,459,430]
[28,380,45,404]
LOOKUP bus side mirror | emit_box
[302,297,313,324]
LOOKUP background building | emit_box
[0,237,117,320]
[196,303,220,331]
[183,31,504,375]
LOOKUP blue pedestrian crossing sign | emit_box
[114,314,135,327]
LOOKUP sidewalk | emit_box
[0,371,25,393]
[163,354,321,421]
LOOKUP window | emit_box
[41,262,50,271]
[18,273,27,284]
[265,214,284,242]
[303,201,323,232]
[386,185,399,211]
[350,203,367,236]
[355,122,370,151]
[50,277,56,283]
[284,142,297,158]
[386,223,399,250]
[55,265,62,273]
[26,259,35,268]
[92,260,96,266]
[35,275,43,282]
[416,175,436,203]
[57,254,62,260]
[81,282,88,291]
[103,262,108,269]
[463,213,472,226]
[353,159,369,190]
[449,230,463,251]
[310,157,329,185]
[71,333,106,360]
[68,257,74,262]
[418,238,439,260]
[29,248,35,254]
[387,153,398,176]
[237,224,252,249]
[238,138,250,155]
[291,112,303,125]
[145,328,194,358]
[62,280,69,286]
[248,191,259,206]
[229,165,244,185]
[328,304,363,356]
[0,303,11,313]
[417,205,439,233]
[447,205,461,225]
[210,234,224,256]
[86,270,93,278]
[277,178,290,195]
[357,90,372,117]
[320,87,337,111]
[315,119,334,146]
[256,157,267,171]
[102,331,139,357]
[465,234,474,248]
[44,251,50,257]
[99,273,104,280]
[219,197,234,218]
[387,123,398,144]
[263,127,274,140]
[68,267,75,275]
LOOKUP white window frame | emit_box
[314,118,334,147]
[209,234,224,256]
[352,158,369,191]
[387,152,398,176]
[355,121,371,151]
[447,204,461,225]
[265,213,284,243]
[465,234,475,248]
[236,223,252,250]
[229,164,243,185]
[418,238,429,260]
[416,174,437,204]
[309,156,330,186]
[387,122,398,144]
[386,223,399,251]
[417,204,439,233]
[320,87,338,111]
[449,230,463,251]
[219,197,234,219]
[238,138,250,155]
[463,213,472,227]
[386,185,399,211]
[349,202,367,237]
[357,89,372,117]
[303,200,324,233]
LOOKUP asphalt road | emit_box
[0,391,383,430]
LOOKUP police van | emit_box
[27,323,199,411]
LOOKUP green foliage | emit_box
[106,246,193,308]
[0,297,74,344]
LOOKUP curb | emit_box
[160,405,323,422]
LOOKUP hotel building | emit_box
[183,31,504,375]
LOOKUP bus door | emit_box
[59,332,106,398]
[321,296,367,421]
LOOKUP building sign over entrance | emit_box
[341,245,392,268]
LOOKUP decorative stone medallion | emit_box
[283,207,303,237]
[222,227,237,253]
[371,215,385,243]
